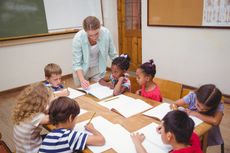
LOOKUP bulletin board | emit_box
[148,0,230,28]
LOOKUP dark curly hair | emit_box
[112,54,131,71]
[140,59,156,77]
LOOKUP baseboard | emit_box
[0,74,73,96]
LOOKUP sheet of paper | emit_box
[136,123,172,153]
[143,103,203,127]
[99,95,152,118]
[143,103,171,120]
[67,87,85,99]
[73,116,114,153]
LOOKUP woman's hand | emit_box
[81,79,90,89]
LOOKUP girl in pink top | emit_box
[135,59,162,102]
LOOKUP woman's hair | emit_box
[12,82,52,124]
[112,54,131,71]
[195,84,222,115]
[162,110,195,145]
[44,63,62,78]
[139,59,156,78]
[49,97,80,125]
[83,16,101,31]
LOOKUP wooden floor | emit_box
[0,76,229,153]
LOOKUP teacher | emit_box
[72,16,118,88]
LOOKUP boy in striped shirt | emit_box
[39,97,105,153]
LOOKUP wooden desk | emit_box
[46,92,211,153]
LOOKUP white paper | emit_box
[67,87,85,99]
[73,116,114,153]
[78,83,113,100]
[135,123,172,153]
[143,103,171,120]
[99,95,152,118]
[143,103,203,127]
[79,108,87,116]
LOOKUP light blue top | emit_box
[72,26,118,78]
[183,92,224,146]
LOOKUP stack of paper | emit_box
[98,95,153,118]
[143,103,203,127]
[67,87,85,99]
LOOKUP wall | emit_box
[142,0,230,94]
[0,0,118,92]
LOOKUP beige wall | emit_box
[0,0,118,92]
[142,0,230,94]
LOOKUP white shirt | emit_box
[13,113,45,153]
[89,44,99,68]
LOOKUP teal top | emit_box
[72,27,118,78]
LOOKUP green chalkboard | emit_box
[0,0,48,39]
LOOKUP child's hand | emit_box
[118,76,125,83]
[108,83,114,89]
[170,103,178,110]
[131,133,145,144]
[135,89,141,95]
[85,123,96,132]
[61,88,70,96]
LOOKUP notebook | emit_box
[143,103,203,127]
[53,87,85,99]
[98,94,153,118]
[77,82,114,100]
[135,122,172,153]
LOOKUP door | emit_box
[117,0,142,71]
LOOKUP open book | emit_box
[77,82,114,100]
[53,87,85,99]
[143,103,203,127]
[98,94,153,118]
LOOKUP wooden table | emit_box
[46,92,211,153]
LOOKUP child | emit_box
[12,82,53,153]
[39,97,105,152]
[99,54,131,95]
[135,59,162,102]
[131,110,202,153]
[171,84,224,147]
[44,63,69,96]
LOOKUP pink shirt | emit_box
[141,84,162,102]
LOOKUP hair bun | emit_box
[149,59,154,65]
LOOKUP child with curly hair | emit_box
[12,82,54,153]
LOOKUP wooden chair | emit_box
[153,77,182,101]
[129,76,140,94]
[0,132,12,153]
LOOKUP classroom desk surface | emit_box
[45,92,212,153]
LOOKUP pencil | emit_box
[87,112,96,124]
[104,96,119,102]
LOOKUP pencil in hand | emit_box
[87,112,96,125]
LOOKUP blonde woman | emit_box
[72,16,118,89]
[12,82,54,153]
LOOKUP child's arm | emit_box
[39,114,49,125]
[169,98,187,109]
[135,89,141,95]
[54,89,70,97]
[185,109,223,126]
[113,76,128,95]
[131,133,147,153]
[99,78,114,89]
[85,123,105,146]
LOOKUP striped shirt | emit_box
[39,128,88,153]
[13,113,45,153]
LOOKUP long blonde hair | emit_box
[12,82,52,124]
